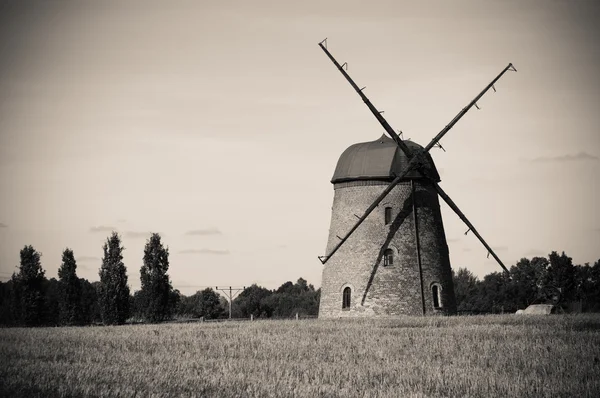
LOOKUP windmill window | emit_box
[383,249,394,266]
[384,207,392,225]
[432,284,442,309]
[342,287,351,310]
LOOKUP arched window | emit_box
[342,287,351,310]
[383,249,394,266]
[432,284,442,309]
[384,207,392,225]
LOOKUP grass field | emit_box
[1,315,600,397]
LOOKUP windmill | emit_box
[316,39,517,317]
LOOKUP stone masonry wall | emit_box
[319,180,457,318]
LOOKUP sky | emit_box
[0,0,598,295]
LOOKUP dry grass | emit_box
[1,315,600,397]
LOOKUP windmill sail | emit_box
[318,39,515,275]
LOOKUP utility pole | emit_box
[215,286,245,319]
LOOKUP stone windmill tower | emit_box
[316,39,517,317]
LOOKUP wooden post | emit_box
[228,286,232,319]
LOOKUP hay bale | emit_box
[522,304,554,315]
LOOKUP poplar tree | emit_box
[140,233,175,322]
[13,245,46,326]
[58,248,82,325]
[98,232,130,325]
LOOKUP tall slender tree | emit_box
[98,232,130,325]
[58,248,82,325]
[139,233,175,322]
[12,245,46,326]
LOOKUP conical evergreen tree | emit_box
[13,245,46,326]
[58,248,82,325]
[98,232,130,325]
[140,233,175,322]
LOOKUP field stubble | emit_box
[1,315,599,397]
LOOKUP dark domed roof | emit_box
[331,134,440,184]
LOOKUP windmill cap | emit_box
[331,134,441,184]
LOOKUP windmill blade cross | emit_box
[318,41,516,270]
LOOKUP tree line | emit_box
[2,234,598,326]
[453,251,600,313]
[0,232,320,327]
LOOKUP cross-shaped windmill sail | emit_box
[317,39,516,292]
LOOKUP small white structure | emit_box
[515,304,554,315]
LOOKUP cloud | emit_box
[530,152,598,163]
[462,248,471,252]
[185,227,222,236]
[90,226,117,233]
[0,222,7,228]
[447,238,460,243]
[125,231,154,239]
[492,246,509,251]
[179,248,230,255]
[117,219,127,223]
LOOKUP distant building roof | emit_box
[331,134,441,184]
